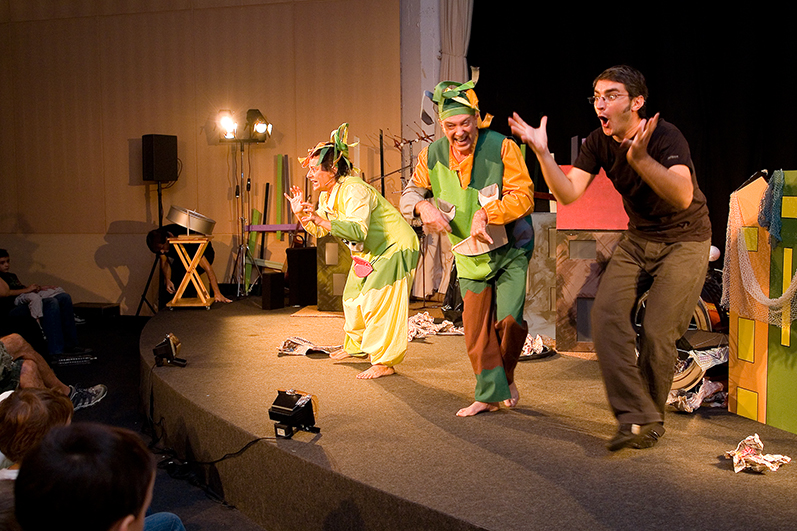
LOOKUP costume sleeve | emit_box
[302,193,331,238]
[400,146,432,219]
[302,217,328,238]
[481,138,534,225]
[329,182,371,243]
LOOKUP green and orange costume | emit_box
[403,78,535,403]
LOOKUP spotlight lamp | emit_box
[246,108,272,143]
[152,333,187,367]
[218,109,237,140]
[268,389,320,439]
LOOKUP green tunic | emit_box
[427,130,534,402]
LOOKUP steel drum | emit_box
[166,206,216,235]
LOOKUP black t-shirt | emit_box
[162,223,215,266]
[0,273,23,316]
[574,120,711,242]
[0,272,24,290]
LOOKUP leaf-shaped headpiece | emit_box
[433,79,479,121]
[429,67,492,128]
[299,123,359,174]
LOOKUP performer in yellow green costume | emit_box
[401,76,534,415]
[286,124,419,379]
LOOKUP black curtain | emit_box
[467,3,797,253]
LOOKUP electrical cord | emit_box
[144,360,278,508]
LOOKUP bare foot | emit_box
[329,349,352,360]
[503,382,519,408]
[456,401,500,417]
[356,364,395,379]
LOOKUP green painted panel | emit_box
[780,219,797,244]
[780,171,797,243]
[316,234,352,312]
[770,245,788,299]
[782,170,797,194]
[767,323,797,434]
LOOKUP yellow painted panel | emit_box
[742,226,759,252]
[783,196,797,218]
[783,248,793,347]
[738,317,756,362]
[737,387,759,421]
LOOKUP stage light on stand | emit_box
[245,108,272,143]
[268,389,319,439]
[218,109,237,140]
[217,106,273,298]
[152,333,187,367]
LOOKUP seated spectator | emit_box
[0,388,74,476]
[0,278,46,356]
[0,250,89,356]
[15,422,185,531]
[146,225,232,306]
[0,388,73,530]
[0,333,105,411]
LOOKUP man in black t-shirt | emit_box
[510,65,711,451]
[146,224,231,306]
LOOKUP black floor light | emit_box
[268,389,319,439]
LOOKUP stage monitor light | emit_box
[218,109,237,140]
[152,333,187,367]
[245,108,272,143]
[268,389,319,439]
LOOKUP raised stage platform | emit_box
[140,299,797,531]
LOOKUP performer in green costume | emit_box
[401,77,535,415]
[286,124,419,379]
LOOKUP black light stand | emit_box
[225,138,262,298]
[220,109,272,299]
[136,181,165,317]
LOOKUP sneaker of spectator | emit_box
[68,384,107,411]
[0,333,105,410]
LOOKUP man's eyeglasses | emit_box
[587,93,629,105]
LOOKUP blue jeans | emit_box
[10,291,77,355]
[144,512,186,531]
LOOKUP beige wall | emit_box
[0,0,402,314]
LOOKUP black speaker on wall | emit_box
[142,134,178,182]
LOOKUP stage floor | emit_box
[140,299,797,531]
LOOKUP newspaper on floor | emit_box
[725,434,791,473]
[408,312,464,341]
[667,378,726,413]
[519,334,555,360]
[278,337,342,356]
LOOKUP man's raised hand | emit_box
[509,113,550,156]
